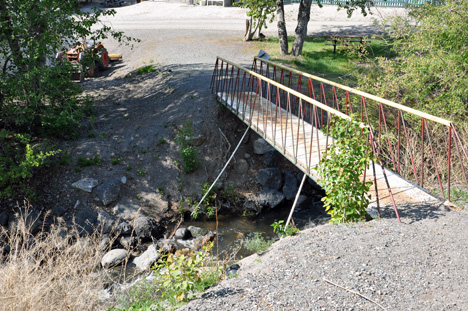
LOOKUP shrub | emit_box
[271,220,299,238]
[175,121,199,174]
[317,115,374,224]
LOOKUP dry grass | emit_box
[0,205,112,311]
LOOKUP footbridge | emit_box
[210,57,468,220]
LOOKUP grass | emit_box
[255,36,390,84]
[0,207,108,311]
[244,232,273,254]
[136,65,155,75]
[77,155,101,168]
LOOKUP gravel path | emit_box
[180,205,468,310]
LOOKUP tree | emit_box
[0,0,135,197]
[276,0,288,55]
[235,0,276,41]
[356,0,468,120]
[291,0,372,56]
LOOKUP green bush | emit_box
[317,115,374,224]
[271,220,299,238]
[175,121,199,174]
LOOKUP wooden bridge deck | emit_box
[218,91,441,210]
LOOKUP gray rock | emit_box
[262,150,281,167]
[0,212,9,226]
[52,205,68,216]
[112,203,140,219]
[243,199,262,215]
[257,189,286,209]
[119,235,137,250]
[175,239,195,250]
[235,158,249,174]
[226,263,240,278]
[100,234,112,252]
[121,176,127,184]
[258,168,283,190]
[282,171,299,201]
[175,228,192,240]
[74,207,98,235]
[133,216,162,241]
[72,178,98,193]
[253,138,274,155]
[133,244,160,271]
[244,153,251,159]
[157,238,177,254]
[101,249,128,269]
[98,210,117,234]
[95,178,121,206]
[187,225,208,238]
[116,221,132,235]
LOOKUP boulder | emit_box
[235,158,249,174]
[116,221,132,235]
[258,168,283,190]
[95,178,121,206]
[98,210,117,234]
[282,171,299,201]
[133,244,160,271]
[0,211,9,226]
[243,199,262,215]
[112,202,140,219]
[262,150,281,167]
[187,226,208,238]
[157,238,177,254]
[257,189,286,209]
[253,138,274,155]
[133,216,162,241]
[174,228,192,240]
[72,178,98,193]
[119,235,137,250]
[101,249,128,269]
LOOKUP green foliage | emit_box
[156,138,166,146]
[356,1,468,121]
[271,220,299,238]
[111,156,123,165]
[235,0,275,40]
[317,115,374,224]
[0,132,58,197]
[136,65,155,75]
[137,169,146,176]
[244,232,272,254]
[77,155,101,168]
[175,121,199,174]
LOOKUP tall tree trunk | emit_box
[291,0,312,56]
[276,0,288,55]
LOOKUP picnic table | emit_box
[326,35,371,54]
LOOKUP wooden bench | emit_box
[326,36,371,54]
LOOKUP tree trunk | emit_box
[291,0,312,56]
[276,0,288,55]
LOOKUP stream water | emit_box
[183,203,327,259]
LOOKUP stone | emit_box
[258,168,283,190]
[235,159,249,174]
[282,171,299,201]
[244,153,251,159]
[226,263,240,278]
[116,221,132,235]
[101,249,128,269]
[72,178,98,193]
[243,199,262,215]
[158,238,177,254]
[175,228,192,240]
[121,176,127,184]
[98,210,117,234]
[95,178,121,206]
[257,189,286,209]
[133,216,162,241]
[187,226,208,238]
[119,235,137,250]
[133,244,160,271]
[99,234,112,252]
[52,205,68,216]
[262,150,281,167]
[74,207,98,235]
[253,138,274,155]
[112,202,140,219]
[0,211,9,226]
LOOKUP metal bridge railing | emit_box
[293,0,442,7]
[251,57,468,204]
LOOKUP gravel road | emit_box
[180,205,468,310]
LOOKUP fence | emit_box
[290,0,443,7]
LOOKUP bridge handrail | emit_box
[253,56,453,127]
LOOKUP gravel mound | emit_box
[180,204,468,310]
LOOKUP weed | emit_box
[175,121,199,174]
[156,186,164,195]
[98,132,107,139]
[164,121,170,128]
[141,149,148,154]
[136,125,141,130]
[244,232,272,254]
[137,169,146,176]
[271,220,299,238]
[77,155,101,168]
[157,138,166,146]
[59,150,73,166]
[88,132,96,138]
[136,65,154,75]
[112,156,123,165]
[126,165,133,171]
